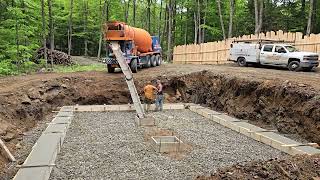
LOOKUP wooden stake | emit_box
[0,138,16,162]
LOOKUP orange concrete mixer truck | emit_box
[103,21,162,73]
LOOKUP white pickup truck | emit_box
[229,42,319,71]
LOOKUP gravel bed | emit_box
[50,110,286,180]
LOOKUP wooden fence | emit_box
[173,30,320,64]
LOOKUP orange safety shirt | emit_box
[144,85,157,100]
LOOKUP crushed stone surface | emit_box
[50,110,285,179]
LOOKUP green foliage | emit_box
[53,64,105,73]
[0,0,320,76]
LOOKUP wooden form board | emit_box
[173,30,320,64]
[188,104,320,156]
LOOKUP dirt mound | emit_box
[197,154,320,180]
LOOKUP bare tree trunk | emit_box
[254,0,263,34]
[216,0,226,40]
[258,0,263,33]
[48,0,54,67]
[15,3,20,63]
[184,8,188,45]
[147,0,151,33]
[68,0,74,56]
[84,0,88,56]
[133,0,136,26]
[172,0,176,48]
[197,0,201,43]
[228,0,235,38]
[306,0,314,35]
[41,0,47,68]
[167,0,172,62]
[202,0,207,43]
[98,0,109,59]
[194,12,198,44]
[158,0,163,38]
[254,0,259,33]
[162,3,168,48]
[124,0,130,23]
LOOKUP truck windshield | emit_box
[285,46,299,52]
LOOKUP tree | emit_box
[254,0,263,34]
[48,0,54,67]
[133,0,136,26]
[68,0,74,56]
[167,0,173,62]
[216,0,226,40]
[147,0,151,33]
[41,0,47,67]
[98,0,110,59]
[228,0,235,38]
[306,0,314,35]
[83,0,88,56]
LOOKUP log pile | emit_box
[35,48,73,65]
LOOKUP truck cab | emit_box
[230,41,319,71]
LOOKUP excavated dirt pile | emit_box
[0,66,320,179]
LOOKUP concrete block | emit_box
[60,106,74,112]
[23,133,62,167]
[163,103,185,110]
[44,124,69,134]
[56,111,73,117]
[14,167,52,180]
[152,136,183,153]
[51,117,72,124]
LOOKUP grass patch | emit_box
[53,64,106,73]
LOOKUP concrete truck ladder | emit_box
[110,42,145,119]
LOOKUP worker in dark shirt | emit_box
[155,80,164,111]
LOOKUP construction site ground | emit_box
[0,62,320,179]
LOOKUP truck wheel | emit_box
[288,61,301,71]
[130,59,138,73]
[151,55,157,67]
[156,55,162,66]
[144,55,151,68]
[237,57,247,67]
[107,64,115,73]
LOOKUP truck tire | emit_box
[151,55,157,67]
[156,55,162,66]
[288,61,301,71]
[237,57,247,67]
[130,59,138,73]
[107,64,115,73]
[144,55,151,68]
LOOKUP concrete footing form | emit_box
[151,136,183,153]
[13,103,320,180]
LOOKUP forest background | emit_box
[0,0,319,75]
